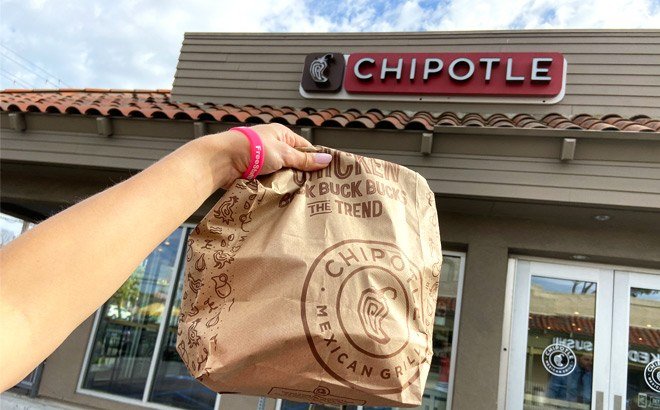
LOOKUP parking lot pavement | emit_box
[0,391,93,409]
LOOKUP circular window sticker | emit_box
[644,360,660,393]
[542,344,577,377]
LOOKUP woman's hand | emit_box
[187,124,333,194]
[233,123,332,175]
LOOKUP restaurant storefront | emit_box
[1,29,659,410]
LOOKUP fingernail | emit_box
[314,153,333,164]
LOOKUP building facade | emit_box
[1,29,659,410]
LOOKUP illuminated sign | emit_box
[300,52,567,104]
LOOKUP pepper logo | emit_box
[542,343,576,377]
[358,286,397,344]
[645,360,660,393]
[310,54,332,83]
[301,240,432,393]
[301,52,345,93]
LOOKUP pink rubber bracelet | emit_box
[231,127,265,180]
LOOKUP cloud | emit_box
[0,0,658,89]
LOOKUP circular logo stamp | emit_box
[301,240,431,394]
[645,360,660,393]
[542,344,577,377]
[313,386,330,396]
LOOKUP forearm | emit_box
[0,132,244,389]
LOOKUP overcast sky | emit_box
[1,0,658,90]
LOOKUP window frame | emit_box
[76,223,222,410]
[498,255,660,410]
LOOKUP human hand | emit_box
[189,123,333,193]
[233,123,333,176]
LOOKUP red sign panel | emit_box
[343,52,565,97]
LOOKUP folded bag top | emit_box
[177,146,442,407]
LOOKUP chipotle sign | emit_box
[300,52,567,103]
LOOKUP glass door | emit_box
[506,259,614,410]
[610,271,660,410]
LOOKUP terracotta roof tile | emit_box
[388,110,410,122]
[570,114,618,131]
[635,118,660,131]
[405,118,432,130]
[346,118,374,128]
[270,113,297,125]
[375,117,404,130]
[486,114,515,128]
[513,116,547,129]
[376,111,409,129]
[529,314,659,349]
[347,111,383,128]
[542,113,583,130]
[438,298,659,350]
[1,89,658,134]
[436,112,461,127]
[461,113,486,127]
[606,116,655,132]
[245,113,273,124]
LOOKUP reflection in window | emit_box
[524,276,596,410]
[0,212,29,247]
[82,228,184,399]
[424,255,462,410]
[625,288,660,409]
[150,229,217,409]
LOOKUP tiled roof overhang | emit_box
[1,89,659,133]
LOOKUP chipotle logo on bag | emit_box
[176,147,442,407]
[301,240,431,394]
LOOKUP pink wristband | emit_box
[231,127,265,180]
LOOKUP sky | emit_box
[0,0,659,90]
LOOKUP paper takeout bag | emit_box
[176,147,442,407]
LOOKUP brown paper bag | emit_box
[176,147,442,407]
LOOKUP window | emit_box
[79,226,220,409]
[276,251,466,410]
[80,228,464,410]
[1,212,33,247]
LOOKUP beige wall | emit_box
[38,313,147,410]
[439,211,660,409]
[172,30,660,117]
[35,206,660,410]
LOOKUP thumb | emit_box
[284,148,333,171]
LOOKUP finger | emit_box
[282,146,332,171]
[281,126,312,148]
[291,132,312,148]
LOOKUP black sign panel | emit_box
[301,53,345,93]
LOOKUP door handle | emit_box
[595,391,604,410]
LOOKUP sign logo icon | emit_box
[309,54,333,83]
[645,360,660,393]
[542,343,577,376]
[300,52,345,93]
[301,240,432,393]
[358,286,397,344]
